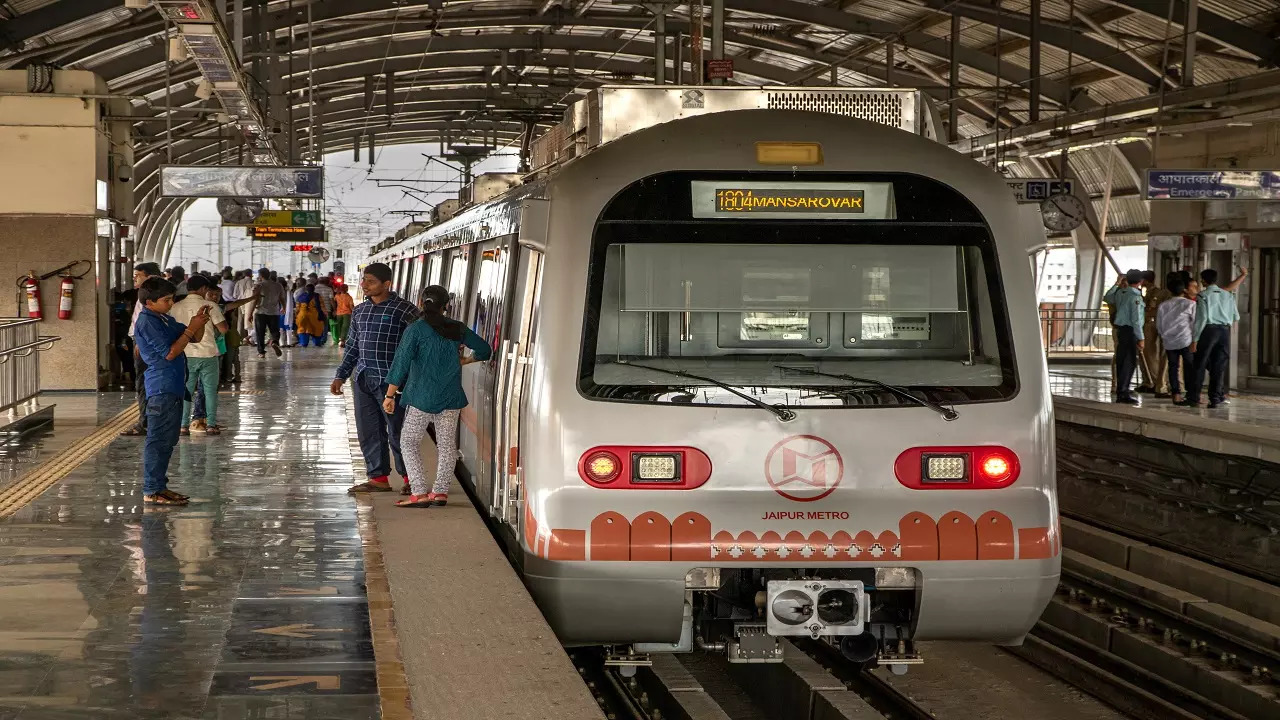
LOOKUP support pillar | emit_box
[709,0,724,86]
[0,70,133,390]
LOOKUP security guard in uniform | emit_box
[1103,269,1146,405]
[1187,268,1243,409]
[1140,271,1173,397]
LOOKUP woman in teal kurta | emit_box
[383,285,492,507]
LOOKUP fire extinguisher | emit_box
[58,276,75,320]
[22,273,42,320]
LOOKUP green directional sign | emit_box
[224,210,323,228]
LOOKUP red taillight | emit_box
[577,446,712,489]
[979,453,1012,483]
[584,451,622,483]
[894,446,1020,489]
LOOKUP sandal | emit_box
[347,481,393,494]
[144,489,189,506]
[205,425,222,435]
[179,427,190,436]
[120,426,146,437]
[396,495,433,508]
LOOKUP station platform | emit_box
[0,353,599,720]
[1050,366,1280,463]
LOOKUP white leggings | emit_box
[401,406,461,496]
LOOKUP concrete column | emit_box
[710,0,724,86]
[0,70,131,391]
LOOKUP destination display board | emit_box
[160,165,324,198]
[251,226,325,241]
[224,209,322,228]
[1146,169,1280,200]
[691,181,895,220]
[1007,178,1073,203]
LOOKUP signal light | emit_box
[894,446,1020,489]
[584,451,622,483]
[980,454,1012,482]
[577,446,712,489]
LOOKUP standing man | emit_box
[1187,268,1247,409]
[234,269,256,336]
[134,277,210,505]
[122,262,164,437]
[1141,270,1173,397]
[253,268,285,358]
[331,263,420,494]
[1104,269,1146,405]
[169,275,227,435]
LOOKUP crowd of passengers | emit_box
[1104,266,1246,409]
[120,262,490,507]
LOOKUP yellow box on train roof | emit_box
[755,142,823,166]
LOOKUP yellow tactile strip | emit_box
[0,404,140,518]
[344,391,414,720]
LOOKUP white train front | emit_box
[369,87,1059,669]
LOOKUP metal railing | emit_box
[0,319,59,415]
[1039,308,1113,355]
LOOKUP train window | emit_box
[467,241,509,352]
[579,171,1017,410]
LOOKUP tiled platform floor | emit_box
[1050,364,1280,429]
[0,349,379,720]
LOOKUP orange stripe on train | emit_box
[525,509,1058,562]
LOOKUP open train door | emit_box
[491,199,547,528]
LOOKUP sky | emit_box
[169,143,519,275]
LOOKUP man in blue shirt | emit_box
[1187,267,1245,408]
[1103,269,1146,405]
[133,277,210,505]
[330,263,421,494]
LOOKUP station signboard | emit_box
[706,59,734,80]
[250,226,325,242]
[1145,169,1280,200]
[1006,178,1073,204]
[160,165,324,198]
[224,209,322,228]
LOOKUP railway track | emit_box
[1009,520,1280,720]
[573,641,936,720]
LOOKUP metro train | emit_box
[367,86,1059,670]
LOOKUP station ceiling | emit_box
[2,1,1279,259]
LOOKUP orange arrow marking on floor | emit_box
[249,675,341,691]
[253,623,345,639]
[275,586,339,596]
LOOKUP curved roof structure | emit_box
[3,0,1279,259]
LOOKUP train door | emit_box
[1258,247,1280,378]
[494,199,548,527]
[492,246,543,526]
[460,238,512,509]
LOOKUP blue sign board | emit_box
[1146,169,1280,201]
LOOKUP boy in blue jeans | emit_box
[133,277,210,505]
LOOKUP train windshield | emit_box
[579,171,1018,409]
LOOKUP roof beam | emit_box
[908,1,1163,88]
[0,0,120,52]
[1098,0,1280,64]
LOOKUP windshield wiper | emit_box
[621,361,797,422]
[775,365,959,421]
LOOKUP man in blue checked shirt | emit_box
[1103,269,1146,405]
[331,263,421,494]
[1187,267,1246,409]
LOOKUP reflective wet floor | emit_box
[0,350,379,720]
[1050,363,1280,429]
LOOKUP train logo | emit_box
[765,435,844,502]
